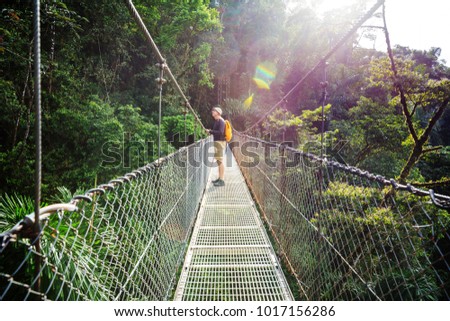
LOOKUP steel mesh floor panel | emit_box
[189,247,275,266]
[175,151,293,301]
[179,266,288,301]
[200,206,259,227]
[204,184,253,205]
[194,227,267,246]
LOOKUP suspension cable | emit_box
[243,0,385,134]
[123,0,207,131]
[33,0,42,296]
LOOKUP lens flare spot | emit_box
[253,62,277,90]
[252,78,270,90]
[244,93,254,109]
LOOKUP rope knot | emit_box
[155,61,167,70]
[155,77,167,86]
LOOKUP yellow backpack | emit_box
[224,119,232,142]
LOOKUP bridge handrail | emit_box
[0,138,211,251]
[236,132,450,209]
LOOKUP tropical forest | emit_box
[0,0,449,302]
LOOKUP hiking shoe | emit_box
[213,179,225,187]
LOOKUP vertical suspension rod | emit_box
[33,0,42,296]
[157,65,165,160]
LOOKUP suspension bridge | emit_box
[1,0,450,301]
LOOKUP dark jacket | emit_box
[210,118,225,141]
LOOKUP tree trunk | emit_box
[12,41,33,147]
[383,4,449,184]
[398,145,423,184]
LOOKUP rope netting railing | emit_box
[0,138,212,300]
[233,132,450,300]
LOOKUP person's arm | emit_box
[206,124,214,135]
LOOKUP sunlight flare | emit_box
[253,61,277,90]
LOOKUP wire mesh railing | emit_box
[0,137,212,301]
[233,132,450,300]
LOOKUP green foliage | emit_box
[0,80,22,144]
[263,108,303,138]
[312,181,449,300]
[332,96,407,175]
[0,0,219,201]
[42,98,124,193]
[163,114,206,149]
[298,105,336,154]
[260,105,333,146]
[49,186,85,204]
[0,193,46,232]
[153,0,221,96]
[418,146,450,195]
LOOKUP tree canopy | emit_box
[1,0,449,199]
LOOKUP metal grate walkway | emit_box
[175,149,293,301]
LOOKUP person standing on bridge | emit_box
[207,106,226,187]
